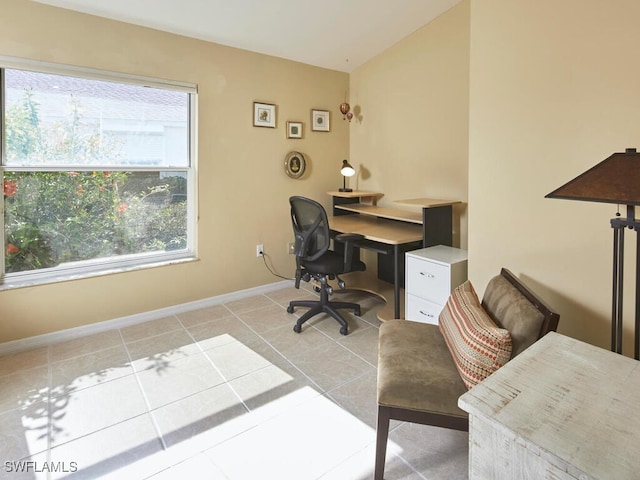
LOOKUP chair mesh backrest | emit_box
[289,196,330,262]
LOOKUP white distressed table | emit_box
[458,332,640,480]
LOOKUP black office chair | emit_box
[287,196,366,335]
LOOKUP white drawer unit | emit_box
[405,245,468,324]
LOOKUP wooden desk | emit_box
[327,191,459,308]
[329,192,461,247]
[330,215,423,244]
[394,197,461,247]
[329,214,423,319]
[327,191,461,319]
[459,332,640,480]
[394,197,460,209]
[332,204,423,224]
[327,190,382,216]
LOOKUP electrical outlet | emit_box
[288,242,295,254]
[256,244,263,257]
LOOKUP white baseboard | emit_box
[0,280,292,356]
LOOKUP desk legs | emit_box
[422,205,453,248]
[382,242,418,319]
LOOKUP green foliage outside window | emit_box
[3,89,187,275]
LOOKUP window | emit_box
[1,60,197,286]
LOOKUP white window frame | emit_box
[0,56,198,289]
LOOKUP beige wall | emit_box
[469,0,640,354]
[0,0,349,343]
[349,1,470,250]
[5,0,635,355]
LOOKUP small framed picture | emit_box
[253,102,276,128]
[311,109,330,132]
[284,151,306,179]
[287,121,303,139]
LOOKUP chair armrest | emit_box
[335,233,365,270]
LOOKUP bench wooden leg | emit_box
[374,405,391,480]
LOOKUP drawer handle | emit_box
[419,310,435,318]
[419,272,436,278]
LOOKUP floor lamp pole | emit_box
[636,226,640,359]
[610,205,640,360]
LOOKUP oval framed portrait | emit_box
[284,151,306,179]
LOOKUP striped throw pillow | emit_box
[438,280,512,389]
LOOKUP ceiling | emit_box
[34,0,462,73]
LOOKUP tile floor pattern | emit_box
[0,285,468,480]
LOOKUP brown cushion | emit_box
[377,320,468,419]
[439,281,512,389]
[482,274,545,357]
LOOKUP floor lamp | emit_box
[546,148,640,359]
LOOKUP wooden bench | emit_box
[374,268,560,479]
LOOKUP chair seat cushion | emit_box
[377,320,468,419]
[302,251,365,275]
[439,281,512,389]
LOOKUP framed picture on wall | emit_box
[311,109,330,132]
[253,102,276,128]
[284,151,306,179]
[287,121,303,139]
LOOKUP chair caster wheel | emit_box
[340,326,348,336]
[293,324,302,333]
[287,305,294,314]
[355,308,361,316]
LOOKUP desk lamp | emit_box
[545,147,640,359]
[339,159,355,192]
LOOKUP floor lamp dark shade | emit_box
[546,148,640,359]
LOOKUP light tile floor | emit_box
[0,285,468,479]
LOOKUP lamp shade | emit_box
[340,159,355,177]
[545,148,640,206]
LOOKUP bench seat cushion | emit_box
[377,319,468,419]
